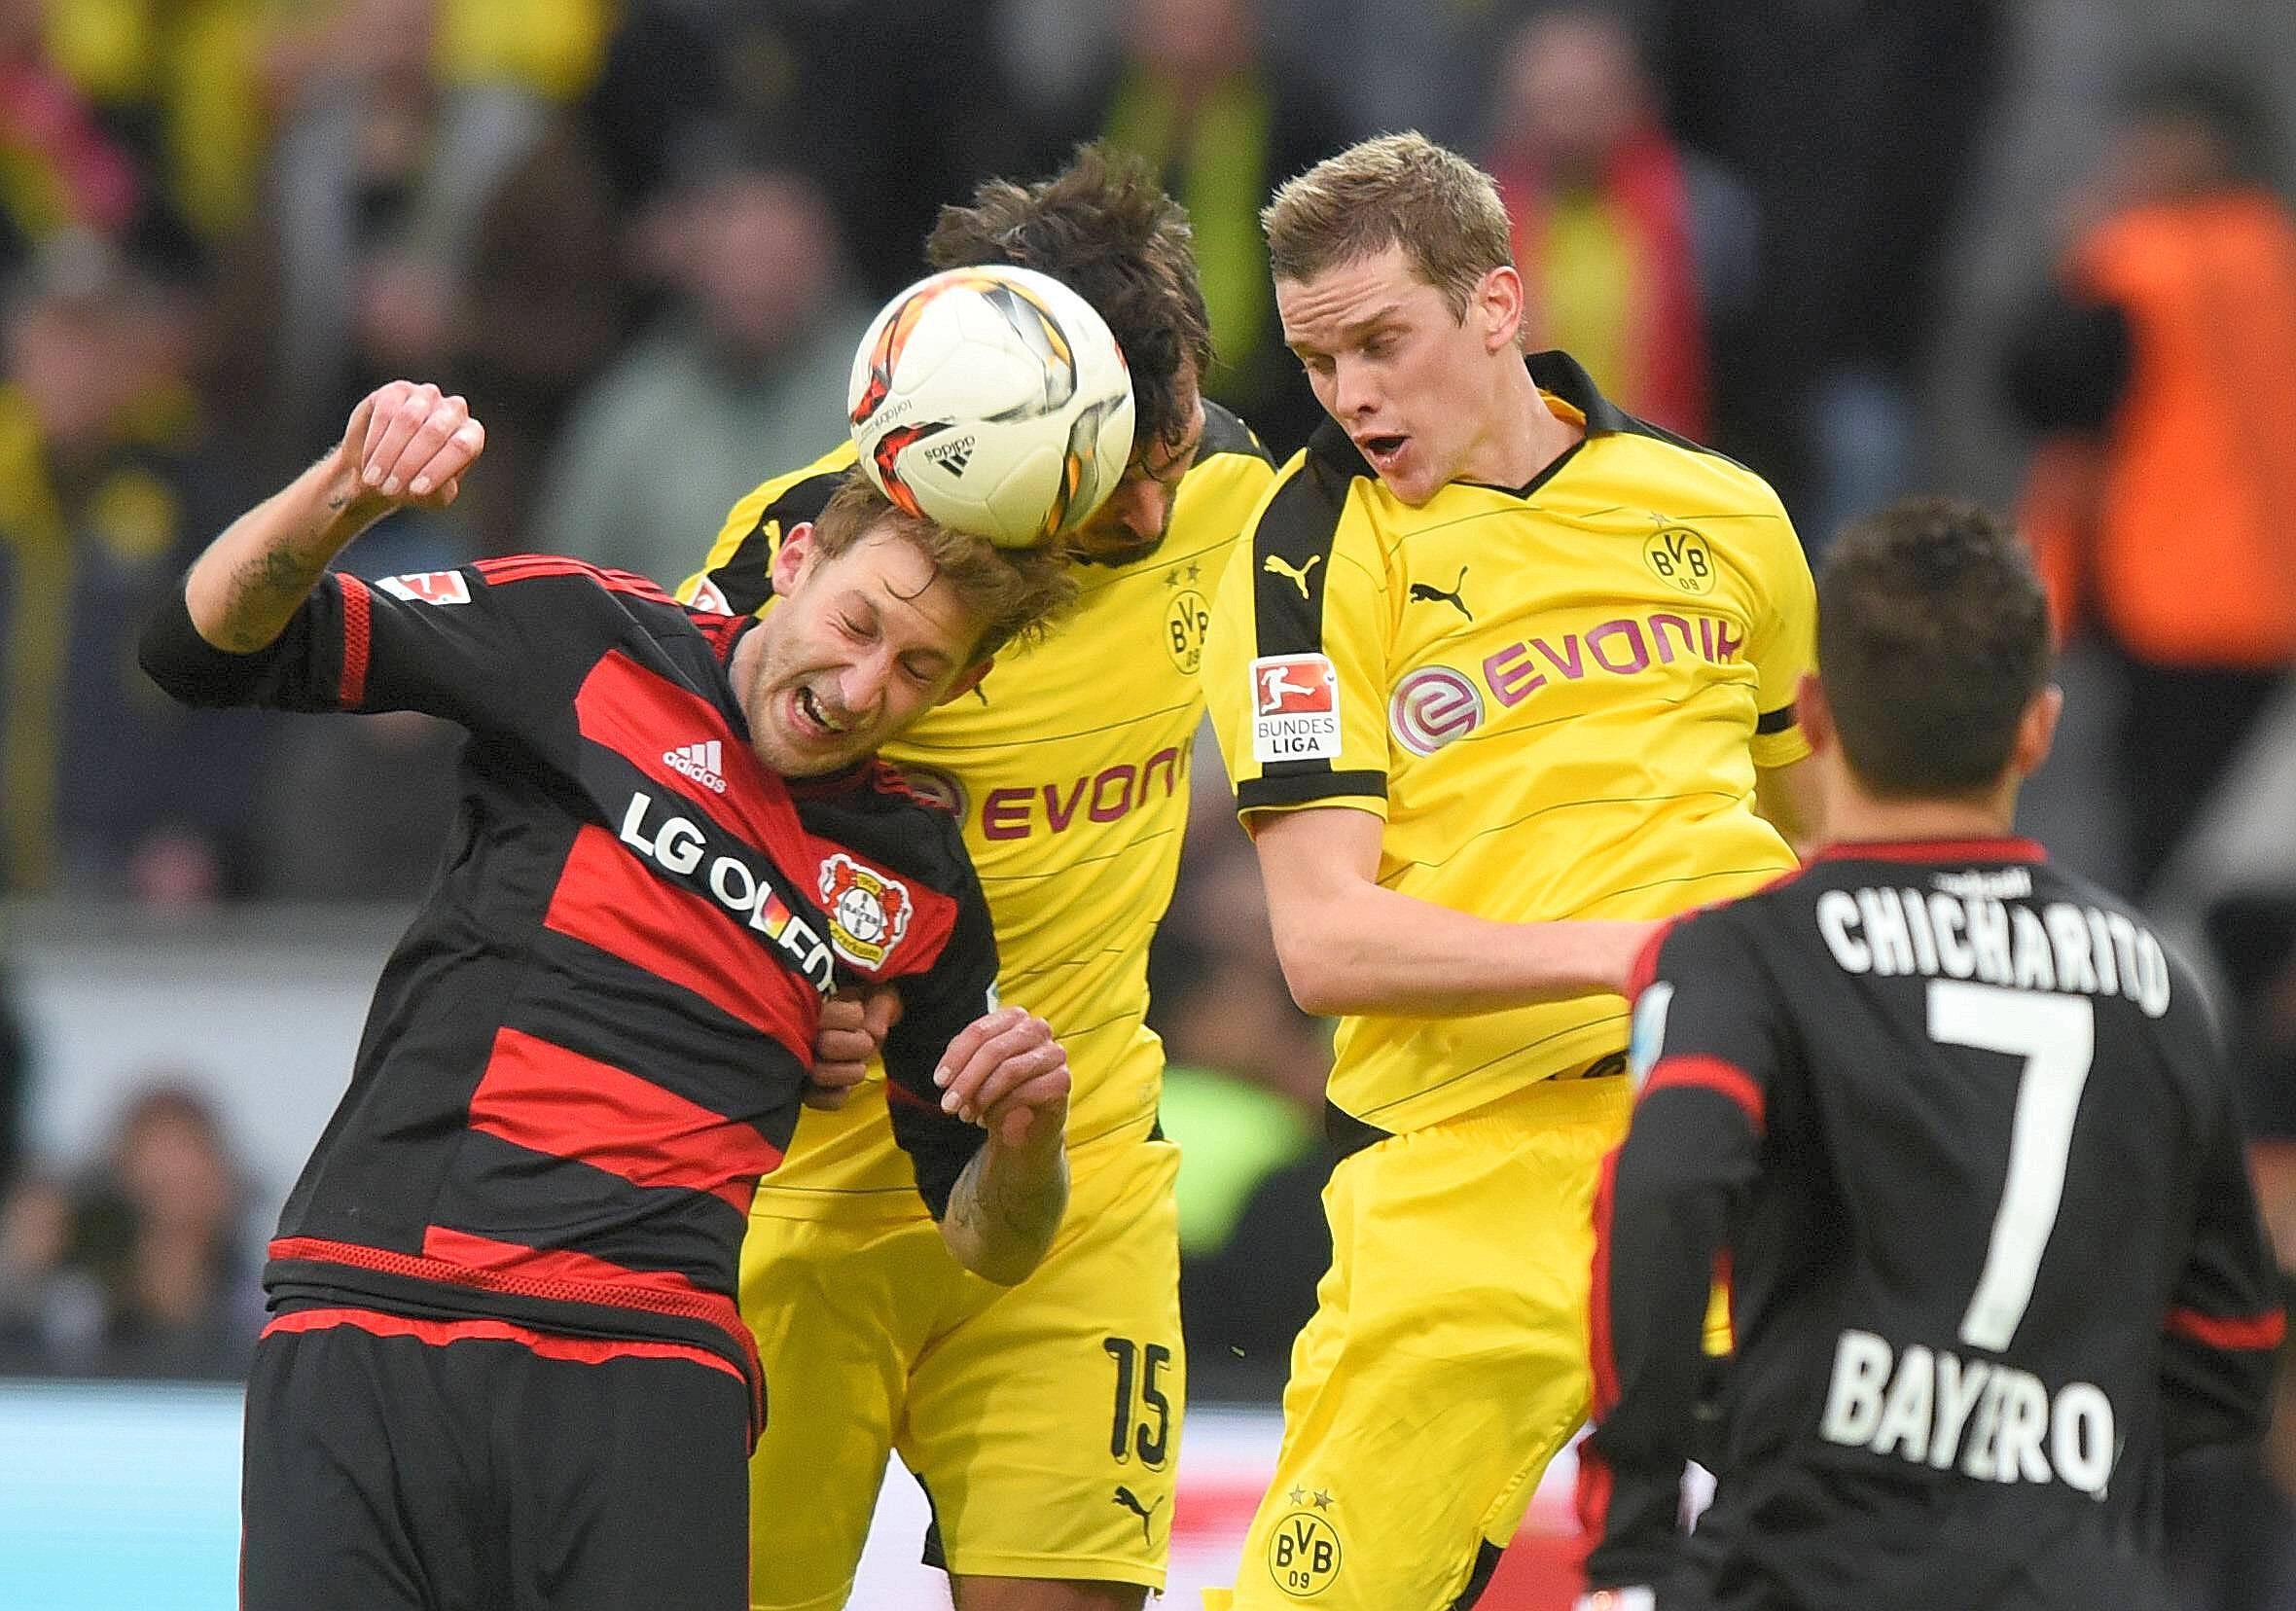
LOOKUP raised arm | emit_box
[1247,805,1657,1019]
[185,382,484,653]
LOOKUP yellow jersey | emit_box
[1204,352,1813,1136]
[684,405,1275,1214]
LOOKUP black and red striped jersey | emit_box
[1579,840,2284,1611]
[141,555,999,1418]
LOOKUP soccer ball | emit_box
[847,265,1135,549]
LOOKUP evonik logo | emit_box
[1480,611,1746,708]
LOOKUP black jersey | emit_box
[1579,838,2284,1611]
[141,556,998,1421]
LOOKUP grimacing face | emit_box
[1063,370,1206,566]
[1276,241,1520,506]
[736,523,991,777]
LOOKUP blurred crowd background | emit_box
[4,0,2296,1602]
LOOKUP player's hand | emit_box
[933,1006,1070,1151]
[806,985,902,1110]
[340,380,484,512]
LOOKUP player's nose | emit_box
[834,657,892,721]
[1332,356,1379,419]
[1100,476,1169,544]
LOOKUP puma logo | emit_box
[1263,553,1321,598]
[1409,566,1472,622]
[1113,1485,1165,1544]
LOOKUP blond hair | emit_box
[807,474,1078,662]
[1261,132,1517,319]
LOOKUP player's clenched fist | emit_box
[341,380,485,510]
[807,985,902,1110]
[933,1006,1071,1151]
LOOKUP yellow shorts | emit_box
[1220,1074,1631,1610]
[741,1139,1183,1609]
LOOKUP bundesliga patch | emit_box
[1250,654,1342,765]
[819,852,912,970]
[377,570,471,605]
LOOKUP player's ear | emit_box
[2011,684,2063,777]
[1478,265,1525,354]
[936,659,992,706]
[770,521,818,595]
[1794,671,1833,755]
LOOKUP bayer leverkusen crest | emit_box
[818,853,912,970]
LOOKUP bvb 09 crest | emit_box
[819,853,912,969]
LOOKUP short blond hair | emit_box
[1261,132,1517,320]
[807,474,1077,662]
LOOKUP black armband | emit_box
[137,581,285,707]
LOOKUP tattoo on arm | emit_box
[946,1141,1067,1273]
[985,1152,1065,1241]
[218,546,327,652]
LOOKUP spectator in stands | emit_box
[701,1,1022,301]
[0,1078,263,1378]
[1485,8,1755,442]
[64,1080,265,1378]
[38,0,269,255]
[534,134,869,584]
[208,0,553,495]
[1649,0,2004,541]
[1259,0,1535,155]
[1082,0,1353,454]
[0,1171,96,1369]
[0,0,185,282]
[2003,63,2296,899]
[0,233,263,899]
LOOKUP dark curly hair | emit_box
[925,144,1212,458]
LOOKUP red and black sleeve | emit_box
[2161,1033,2285,1454]
[141,556,675,735]
[1580,910,1784,1597]
[879,855,1000,1220]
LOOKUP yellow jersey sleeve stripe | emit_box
[1248,452,1347,655]
[1238,771,1388,811]
[1227,448,1390,814]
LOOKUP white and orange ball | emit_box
[847,265,1135,549]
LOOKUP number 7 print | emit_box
[1926,981,2097,1352]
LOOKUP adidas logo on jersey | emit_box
[664,740,727,794]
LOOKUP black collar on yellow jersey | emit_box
[1304,348,1633,495]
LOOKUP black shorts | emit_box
[242,1307,750,1611]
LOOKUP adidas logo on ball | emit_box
[924,436,978,478]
